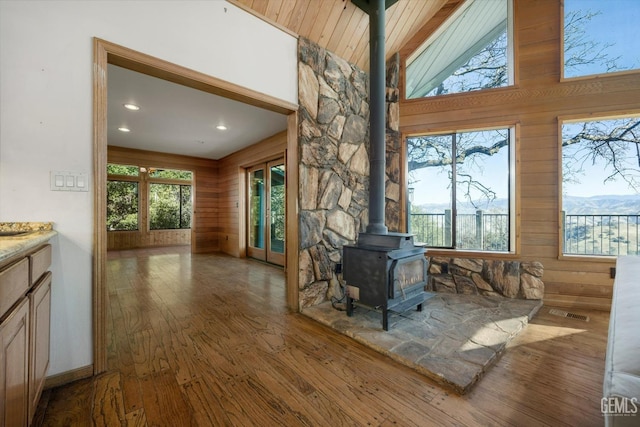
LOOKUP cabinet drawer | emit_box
[0,258,30,320]
[29,244,51,285]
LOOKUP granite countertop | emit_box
[0,222,57,265]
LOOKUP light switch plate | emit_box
[50,171,89,192]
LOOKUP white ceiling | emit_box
[107,64,288,160]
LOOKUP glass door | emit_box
[246,159,285,266]
[267,160,285,265]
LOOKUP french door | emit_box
[247,159,285,266]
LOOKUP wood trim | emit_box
[286,113,299,312]
[93,38,108,375]
[43,364,94,390]
[96,38,298,115]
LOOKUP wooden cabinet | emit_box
[0,244,51,426]
[0,298,30,427]
[28,272,51,422]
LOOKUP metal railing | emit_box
[409,210,509,251]
[562,213,639,256]
[408,210,640,255]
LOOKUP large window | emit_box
[106,163,193,232]
[561,117,640,256]
[564,0,640,79]
[407,128,513,252]
[405,0,513,99]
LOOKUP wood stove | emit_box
[340,0,432,330]
[343,232,432,330]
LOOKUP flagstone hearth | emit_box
[302,293,542,394]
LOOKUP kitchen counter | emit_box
[0,222,57,266]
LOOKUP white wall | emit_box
[0,0,297,376]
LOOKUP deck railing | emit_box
[408,211,640,255]
[562,213,639,256]
[409,210,509,251]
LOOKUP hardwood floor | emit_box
[36,247,609,426]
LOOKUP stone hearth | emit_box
[302,294,541,394]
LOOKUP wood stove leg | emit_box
[346,296,354,317]
[382,307,389,331]
[417,303,423,312]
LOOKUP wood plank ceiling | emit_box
[231,0,450,71]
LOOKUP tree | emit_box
[149,184,192,230]
[106,181,138,230]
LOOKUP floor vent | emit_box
[549,308,590,322]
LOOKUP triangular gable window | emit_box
[406,0,513,99]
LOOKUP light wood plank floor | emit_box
[36,247,609,426]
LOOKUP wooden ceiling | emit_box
[230,0,451,71]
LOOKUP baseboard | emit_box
[44,364,94,390]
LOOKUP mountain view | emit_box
[412,194,640,214]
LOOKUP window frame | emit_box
[106,163,194,234]
[404,0,515,100]
[148,181,193,231]
[558,113,640,260]
[405,123,518,256]
[106,175,140,231]
[561,0,640,82]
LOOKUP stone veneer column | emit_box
[297,38,401,307]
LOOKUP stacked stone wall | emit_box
[428,257,544,300]
[297,38,401,307]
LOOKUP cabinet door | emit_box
[29,272,51,424]
[0,297,30,427]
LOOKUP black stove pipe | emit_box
[365,0,388,235]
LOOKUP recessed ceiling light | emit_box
[123,103,140,111]
[118,127,131,132]
[216,125,227,131]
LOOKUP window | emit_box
[149,184,192,230]
[407,128,513,252]
[561,116,640,256]
[406,0,513,99]
[107,180,139,230]
[106,163,193,232]
[564,0,640,79]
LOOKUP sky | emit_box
[564,0,640,76]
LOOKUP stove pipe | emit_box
[365,0,388,235]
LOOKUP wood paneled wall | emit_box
[231,0,447,72]
[107,146,219,252]
[216,131,287,257]
[399,0,640,311]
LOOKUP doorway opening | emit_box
[94,38,299,375]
